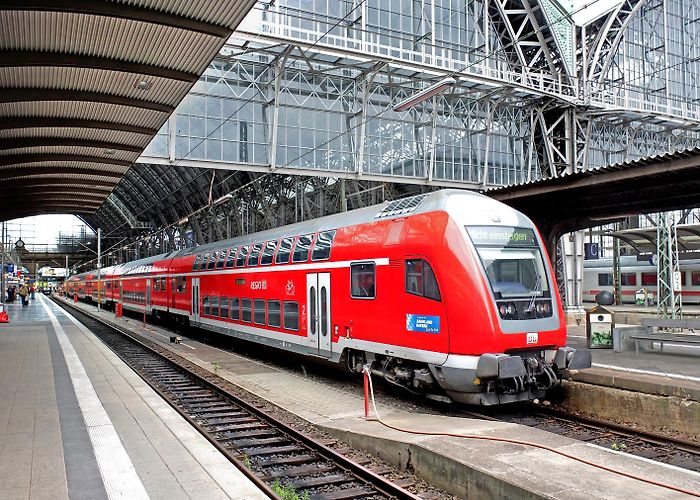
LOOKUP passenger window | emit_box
[598,273,613,286]
[236,246,249,268]
[260,241,277,266]
[225,248,237,268]
[405,259,441,301]
[276,238,293,264]
[253,299,266,325]
[207,251,218,270]
[192,254,201,272]
[211,296,219,317]
[203,296,210,316]
[268,300,281,327]
[216,250,227,269]
[200,253,210,271]
[241,298,252,322]
[283,301,299,330]
[311,230,335,261]
[351,263,376,299]
[230,297,240,320]
[247,243,262,267]
[176,276,187,293]
[693,272,700,286]
[621,273,637,286]
[292,234,313,262]
[220,297,229,318]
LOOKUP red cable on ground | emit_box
[362,369,700,498]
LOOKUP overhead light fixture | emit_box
[212,193,233,206]
[104,149,116,155]
[134,79,152,91]
[393,77,457,112]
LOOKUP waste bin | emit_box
[635,289,646,306]
[115,302,122,318]
[586,305,614,348]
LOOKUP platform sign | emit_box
[406,314,440,334]
[673,271,683,292]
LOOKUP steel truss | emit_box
[88,1,700,308]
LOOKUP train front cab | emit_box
[432,202,591,405]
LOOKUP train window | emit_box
[248,243,262,267]
[200,253,210,271]
[693,272,700,286]
[216,250,227,269]
[260,241,277,266]
[236,246,249,268]
[283,301,299,330]
[254,299,266,325]
[192,254,201,271]
[241,298,252,322]
[203,296,210,316]
[641,273,656,286]
[597,274,613,286]
[225,247,237,268]
[176,276,187,293]
[231,297,240,320]
[311,230,335,261]
[220,297,229,319]
[351,263,376,299]
[276,238,293,264]
[405,259,441,301]
[208,251,218,270]
[154,279,160,292]
[621,273,637,286]
[211,296,220,317]
[292,234,313,262]
[268,300,281,327]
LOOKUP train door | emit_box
[306,273,331,356]
[146,278,151,311]
[191,277,200,322]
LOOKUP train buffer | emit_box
[613,318,700,354]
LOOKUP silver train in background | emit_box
[583,256,700,304]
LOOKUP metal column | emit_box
[656,212,682,319]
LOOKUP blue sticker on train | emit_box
[406,314,440,333]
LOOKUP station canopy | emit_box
[0,0,257,221]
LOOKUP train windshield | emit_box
[466,226,550,299]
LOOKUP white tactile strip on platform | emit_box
[38,295,149,500]
[591,363,700,383]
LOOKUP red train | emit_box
[65,190,590,405]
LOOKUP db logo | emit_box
[285,280,296,296]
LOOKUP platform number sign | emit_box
[673,271,683,292]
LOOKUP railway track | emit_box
[458,406,700,472]
[55,300,420,500]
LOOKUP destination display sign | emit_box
[466,226,537,247]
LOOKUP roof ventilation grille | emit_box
[375,193,428,219]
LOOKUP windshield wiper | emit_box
[527,275,541,312]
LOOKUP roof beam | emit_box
[1,88,173,113]
[7,178,116,190]
[1,51,199,83]
[0,117,157,135]
[0,137,143,153]
[0,153,132,167]
[0,1,231,37]
[2,189,107,200]
[0,167,126,179]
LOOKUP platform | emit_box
[0,295,266,500]
[54,296,700,499]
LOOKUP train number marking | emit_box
[526,332,538,344]
[250,280,267,290]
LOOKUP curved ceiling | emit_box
[0,0,258,222]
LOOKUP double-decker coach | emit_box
[67,190,590,405]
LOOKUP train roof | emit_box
[175,189,529,257]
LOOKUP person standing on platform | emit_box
[30,284,35,300]
[18,283,28,306]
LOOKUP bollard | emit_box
[363,369,370,418]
